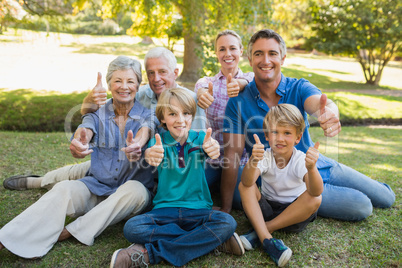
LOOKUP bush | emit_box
[0,89,87,132]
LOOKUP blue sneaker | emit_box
[262,238,292,267]
[240,229,261,250]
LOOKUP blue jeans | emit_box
[318,160,395,221]
[123,207,236,266]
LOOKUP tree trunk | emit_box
[178,34,203,83]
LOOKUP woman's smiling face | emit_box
[109,68,139,105]
[216,34,243,71]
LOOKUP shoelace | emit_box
[131,251,149,268]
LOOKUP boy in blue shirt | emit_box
[110,88,244,267]
[239,104,323,267]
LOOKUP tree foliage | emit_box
[76,0,273,82]
[308,0,402,85]
[0,0,25,33]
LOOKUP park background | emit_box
[0,0,401,267]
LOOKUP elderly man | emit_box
[4,47,206,190]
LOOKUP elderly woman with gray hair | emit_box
[0,56,156,259]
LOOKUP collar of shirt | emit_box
[249,73,287,101]
[103,98,143,120]
[162,129,199,147]
[216,69,245,81]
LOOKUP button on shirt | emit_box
[224,74,334,182]
[195,69,254,166]
[77,99,155,196]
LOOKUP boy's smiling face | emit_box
[161,97,193,145]
[266,123,302,161]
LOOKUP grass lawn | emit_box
[0,126,400,267]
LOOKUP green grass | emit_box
[0,127,400,267]
[0,88,401,132]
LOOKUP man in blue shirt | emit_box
[223,29,395,221]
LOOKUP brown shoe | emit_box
[3,175,40,190]
[216,232,245,256]
[110,243,150,268]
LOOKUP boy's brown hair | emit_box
[155,88,196,130]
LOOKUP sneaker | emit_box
[110,243,150,268]
[240,229,261,250]
[262,238,292,267]
[216,232,245,256]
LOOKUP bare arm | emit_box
[241,134,264,187]
[304,142,323,196]
[220,132,246,213]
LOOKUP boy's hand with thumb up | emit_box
[250,134,265,165]
[145,134,165,166]
[305,142,320,170]
[202,128,220,159]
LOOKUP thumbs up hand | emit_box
[202,128,220,159]
[305,142,320,170]
[251,134,265,164]
[145,134,165,166]
[92,72,107,106]
[317,94,341,137]
[121,130,142,162]
[70,128,93,158]
[226,73,240,98]
[197,82,215,109]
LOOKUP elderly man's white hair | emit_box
[144,47,177,71]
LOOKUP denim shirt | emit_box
[77,99,155,196]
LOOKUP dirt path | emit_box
[323,89,402,97]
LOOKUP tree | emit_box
[21,0,75,35]
[308,0,402,85]
[78,0,273,82]
[0,0,25,33]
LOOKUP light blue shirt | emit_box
[136,84,207,131]
[77,99,155,196]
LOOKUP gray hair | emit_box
[106,56,142,89]
[144,47,177,71]
[215,30,243,51]
[247,29,287,59]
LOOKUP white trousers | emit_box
[0,180,150,258]
[41,161,91,189]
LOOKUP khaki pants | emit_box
[0,180,150,258]
[41,161,91,189]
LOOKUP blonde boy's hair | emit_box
[263,104,305,136]
[155,88,197,130]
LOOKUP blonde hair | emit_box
[155,88,196,130]
[215,29,243,52]
[263,104,305,136]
